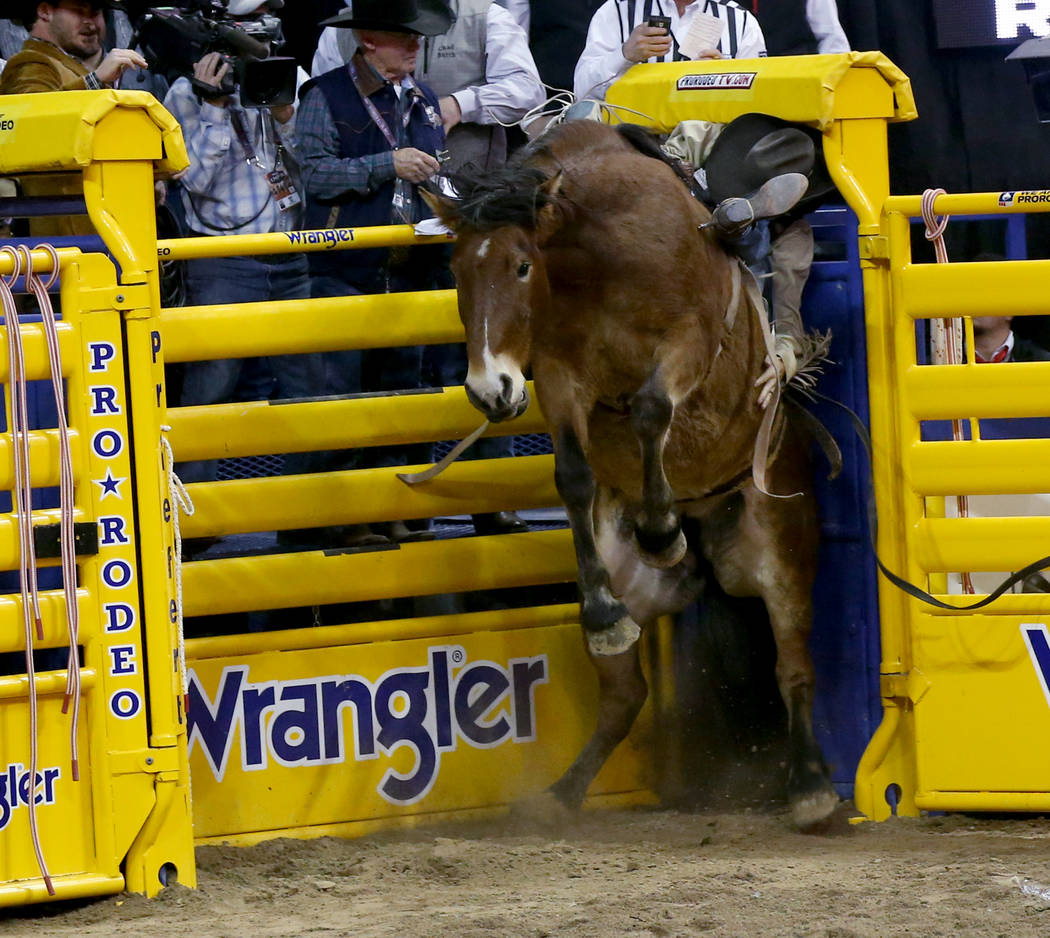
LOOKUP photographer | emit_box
[162,0,324,520]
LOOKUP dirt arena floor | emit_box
[3,804,1050,937]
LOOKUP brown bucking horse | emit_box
[423,119,838,829]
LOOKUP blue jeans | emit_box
[177,253,325,482]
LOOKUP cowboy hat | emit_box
[703,113,836,210]
[18,0,124,27]
[319,0,453,36]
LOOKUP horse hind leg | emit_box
[630,371,687,568]
[706,488,838,829]
[769,604,839,829]
[745,502,838,829]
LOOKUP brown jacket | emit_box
[0,37,94,94]
[0,38,100,236]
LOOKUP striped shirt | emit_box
[164,76,303,235]
[574,0,766,101]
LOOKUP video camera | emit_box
[134,1,297,108]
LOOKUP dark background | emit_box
[278,2,1050,209]
[839,0,1050,197]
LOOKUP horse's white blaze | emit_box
[466,341,526,410]
[476,237,490,259]
[465,314,526,409]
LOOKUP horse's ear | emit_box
[535,171,565,245]
[540,171,564,200]
[420,187,461,230]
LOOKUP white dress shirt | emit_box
[805,0,849,53]
[313,6,542,128]
[497,0,531,34]
[574,0,766,102]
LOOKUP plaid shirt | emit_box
[164,76,302,235]
[295,73,397,203]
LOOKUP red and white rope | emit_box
[921,189,976,595]
[19,245,81,780]
[0,246,53,895]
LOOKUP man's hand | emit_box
[696,48,723,60]
[270,104,295,124]
[393,147,441,183]
[438,95,462,133]
[622,24,673,64]
[192,52,232,105]
[94,48,148,85]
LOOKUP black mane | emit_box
[446,163,553,231]
[444,122,686,232]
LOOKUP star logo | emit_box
[94,467,125,500]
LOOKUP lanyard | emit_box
[348,58,417,149]
[348,58,432,227]
[229,108,283,170]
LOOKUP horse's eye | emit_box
[517,262,532,278]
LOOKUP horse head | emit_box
[422,169,565,422]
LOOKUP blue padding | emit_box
[0,236,111,292]
[2,235,107,252]
[0,314,62,595]
[803,207,881,796]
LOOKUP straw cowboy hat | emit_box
[703,113,836,211]
[319,0,453,36]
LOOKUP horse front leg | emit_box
[548,639,647,810]
[630,371,687,568]
[518,426,647,816]
[554,424,641,657]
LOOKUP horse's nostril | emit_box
[499,373,514,402]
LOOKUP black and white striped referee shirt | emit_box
[574,0,766,100]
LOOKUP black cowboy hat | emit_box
[18,0,126,26]
[703,113,836,211]
[319,0,453,36]
[18,0,125,27]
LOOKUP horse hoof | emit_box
[509,791,575,829]
[790,787,839,830]
[636,528,687,569]
[586,617,641,656]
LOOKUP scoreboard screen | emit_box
[934,0,1050,48]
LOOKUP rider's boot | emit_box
[709,172,810,239]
